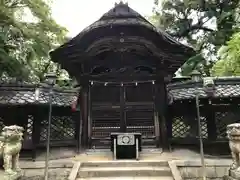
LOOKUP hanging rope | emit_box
[89,80,156,86]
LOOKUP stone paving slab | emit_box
[79,166,171,178]
[24,147,231,162]
[73,148,231,162]
[77,177,173,180]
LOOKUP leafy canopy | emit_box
[151,0,240,76]
[212,32,240,76]
[0,0,68,82]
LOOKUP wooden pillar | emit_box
[88,86,92,147]
[31,109,42,161]
[153,83,160,148]
[166,106,172,140]
[80,84,89,148]
[206,102,217,140]
[155,76,169,150]
[73,110,81,153]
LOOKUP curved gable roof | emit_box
[50,2,195,75]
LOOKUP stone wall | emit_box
[19,159,73,180]
[174,160,231,180]
[21,168,71,180]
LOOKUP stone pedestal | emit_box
[224,170,240,180]
[0,169,23,180]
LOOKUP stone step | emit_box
[81,160,168,168]
[77,176,173,180]
[78,166,172,178]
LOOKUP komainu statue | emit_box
[0,125,24,180]
[225,123,240,179]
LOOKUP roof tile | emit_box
[168,78,240,101]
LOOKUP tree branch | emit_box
[170,25,214,38]
[38,61,51,82]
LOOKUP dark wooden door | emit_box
[90,84,121,148]
[90,82,156,148]
[124,83,156,147]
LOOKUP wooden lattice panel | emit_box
[40,119,47,141]
[172,115,208,139]
[40,115,75,142]
[24,115,33,140]
[215,110,240,139]
[172,116,190,138]
[200,117,208,139]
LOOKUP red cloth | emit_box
[71,100,77,112]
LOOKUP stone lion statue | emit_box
[0,125,24,179]
[227,123,240,171]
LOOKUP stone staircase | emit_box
[73,160,174,180]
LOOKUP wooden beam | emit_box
[81,74,158,82]
[120,85,126,132]
[73,110,81,153]
[171,97,240,106]
[153,84,160,148]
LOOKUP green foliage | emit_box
[0,0,68,82]
[151,0,240,76]
[212,32,240,76]
[180,54,204,75]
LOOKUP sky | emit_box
[51,0,155,37]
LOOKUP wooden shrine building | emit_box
[50,2,195,150]
[0,3,239,158]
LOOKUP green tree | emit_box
[151,0,240,76]
[0,0,68,82]
[212,32,240,76]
